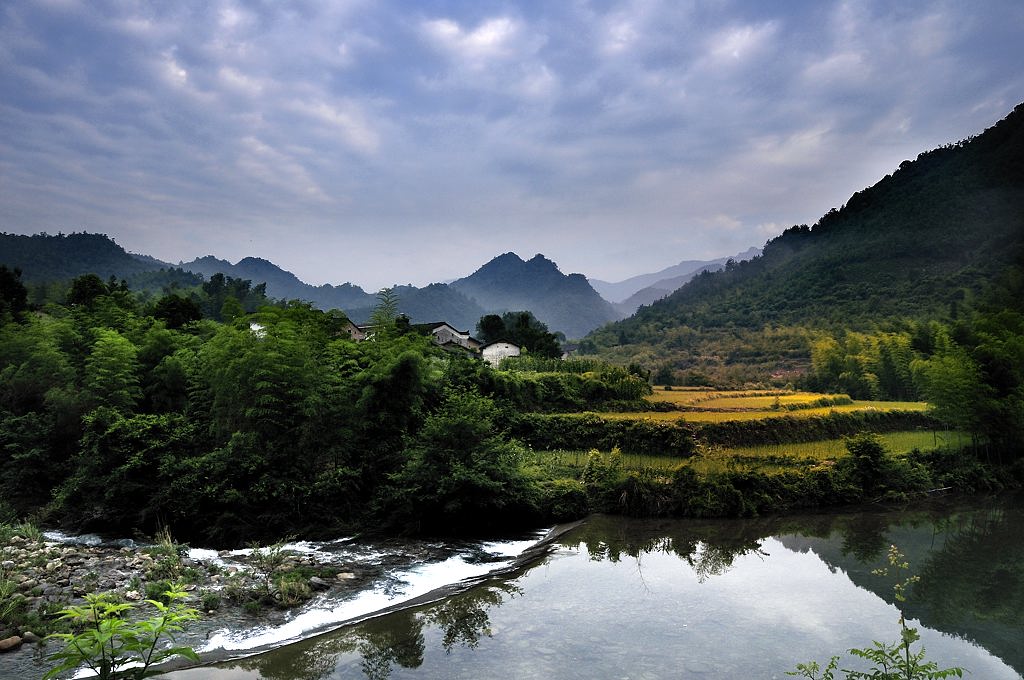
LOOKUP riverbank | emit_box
[0,525,563,679]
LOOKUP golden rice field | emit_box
[596,387,928,423]
[534,430,961,476]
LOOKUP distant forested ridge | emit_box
[0,232,161,283]
[0,235,616,338]
[584,102,1024,392]
[452,253,619,339]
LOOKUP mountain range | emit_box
[5,101,1020,349]
[0,234,632,338]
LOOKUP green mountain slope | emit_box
[585,103,1024,377]
[0,232,161,282]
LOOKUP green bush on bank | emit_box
[504,412,695,456]
[695,411,941,447]
[548,436,1010,521]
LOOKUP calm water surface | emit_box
[171,495,1024,679]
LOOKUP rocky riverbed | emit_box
[1,526,550,678]
[0,529,378,678]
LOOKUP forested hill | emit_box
[587,102,1024,352]
[0,232,160,282]
[180,255,375,312]
[452,253,619,339]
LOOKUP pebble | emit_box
[0,636,22,653]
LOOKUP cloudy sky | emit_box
[1,1,1022,290]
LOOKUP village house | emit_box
[480,340,521,367]
[353,319,481,353]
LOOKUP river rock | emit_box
[21,631,41,643]
[0,636,22,652]
[308,576,331,591]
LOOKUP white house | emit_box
[481,340,521,367]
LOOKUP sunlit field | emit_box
[529,431,961,476]
[594,387,928,422]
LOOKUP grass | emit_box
[527,431,962,477]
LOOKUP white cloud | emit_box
[707,21,778,63]
[286,99,380,154]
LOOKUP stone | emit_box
[125,590,143,601]
[336,572,356,580]
[0,636,22,652]
[21,631,41,643]
[308,576,331,591]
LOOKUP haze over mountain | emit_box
[593,247,763,316]
[585,101,1024,377]
[589,248,761,304]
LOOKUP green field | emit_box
[528,430,961,476]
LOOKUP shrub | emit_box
[44,583,199,679]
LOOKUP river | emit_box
[165,494,1024,679]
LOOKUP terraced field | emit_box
[600,387,928,423]
[533,430,962,476]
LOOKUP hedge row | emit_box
[503,412,695,456]
[694,410,942,447]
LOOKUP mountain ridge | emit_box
[583,101,1024,379]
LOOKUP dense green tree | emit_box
[476,314,506,344]
[382,390,533,532]
[476,311,562,358]
[0,265,28,323]
[151,294,202,328]
[66,273,108,307]
[84,329,142,412]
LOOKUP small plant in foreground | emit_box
[44,583,199,679]
[789,545,964,680]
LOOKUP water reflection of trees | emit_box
[909,503,1024,675]
[775,498,1024,677]
[224,582,520,680]
[560,514,768,581]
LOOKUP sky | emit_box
[1,1,1022,291]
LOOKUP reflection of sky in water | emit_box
[381,537,1013,680]
[166,507,1024,680]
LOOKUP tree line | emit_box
[0,270,645,543]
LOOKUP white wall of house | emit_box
[482,342,520,367]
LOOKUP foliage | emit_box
[477,310,563,357]
[44,583,199,680]
[789,546,965,680]
[505,412,694,456]
[0,265,28,323]
[381,390,536,533]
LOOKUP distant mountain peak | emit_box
[452,251,616,339]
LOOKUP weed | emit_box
[44,583,199,680]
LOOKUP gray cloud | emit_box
[1,0,1022,289]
